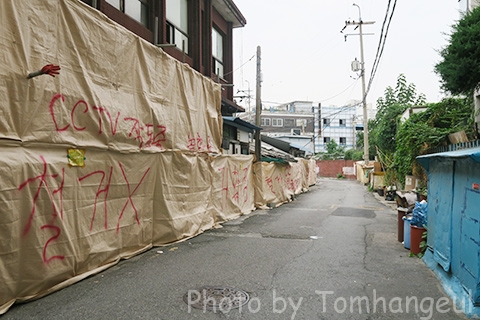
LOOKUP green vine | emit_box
[394,97,474,187]
[367,74,475,189]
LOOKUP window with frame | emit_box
[166,0,189,54]
[80,0,96,7]
[212,27,224,78]
[323,137,330,143]
[339,137,347,145]
[296,119,306,127]
[339,119,346,127]
[261,118,271,126]
[284,119,295,127]
[323,118,330,126]
[272,118,283,127]
[106,0,149,26]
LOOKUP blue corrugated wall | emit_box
[453,159,480,305]
[419,149,480,316]
[428,158,454,271]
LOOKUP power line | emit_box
[224,54,255,78]
[366,0,397,98]
[368,0,392,82]
[319,78,360,103]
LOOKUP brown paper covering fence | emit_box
[0,0,316,313]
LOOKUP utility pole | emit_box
[254,46,262,162]
[343,4,374,165]
[245,80,252,122]
[233,82,252,121]
[312,104,317,155]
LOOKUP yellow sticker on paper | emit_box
[67,148,86,167]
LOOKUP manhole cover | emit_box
[183,286,249,312]
[332,207,376,218]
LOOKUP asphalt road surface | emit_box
[4,178,467,319]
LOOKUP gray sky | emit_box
[232,1,461,110]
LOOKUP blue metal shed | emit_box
[417,147,480,317]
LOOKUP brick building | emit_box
[80,0,246,115]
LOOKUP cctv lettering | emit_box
[48,93,166,148]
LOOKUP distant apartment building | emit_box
[254,101,315,154]
[241,100,375,154]
[316,104,356,152]
[260,101,315,135]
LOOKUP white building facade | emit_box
[315,104,357,152]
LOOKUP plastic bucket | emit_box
[410,225,426,255]
[403,217,411,249]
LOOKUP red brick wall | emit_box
[316,160,356,179]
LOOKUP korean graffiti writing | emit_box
[124,117,166,149]
[49,93,166,150]
[18,155,151,265]
[116,163,150,232]
[264,165,302,199]
[77,163,151,233]
[78,167,113,231]
[187,132,213,153]
[18,155,65,264]
[218,164,250,209]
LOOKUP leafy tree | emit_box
[356,130,376,158]
[344,149,363,160]
[367,74,425,186]
[356,131,364,149]
[326,140,341,154]
[369,74,426,157]
[435,7,480,96]
[315,139,345,160]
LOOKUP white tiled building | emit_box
[315,104,357,152]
